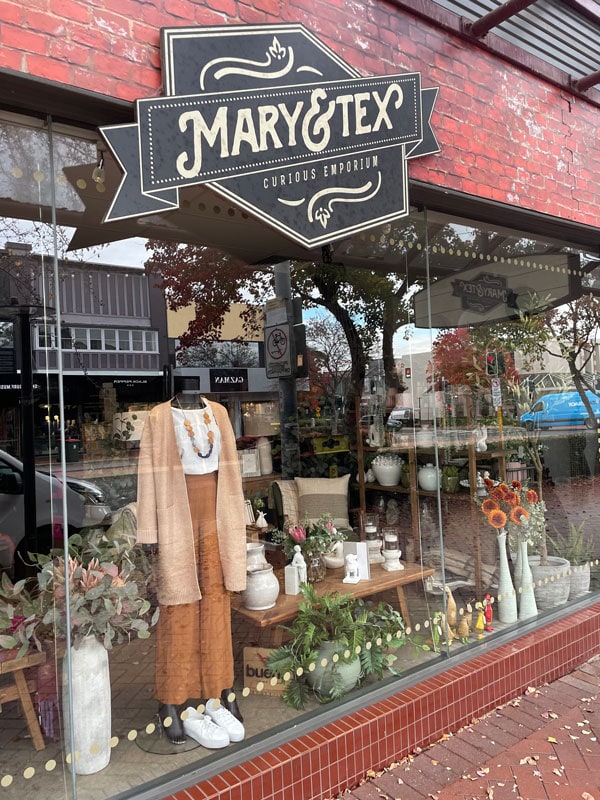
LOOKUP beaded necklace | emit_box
[176,401,215,459]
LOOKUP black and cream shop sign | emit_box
[101,24,439,248]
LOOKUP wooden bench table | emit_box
[0,650,47,750]
[231,562,435,646]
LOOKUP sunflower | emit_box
[509,506,529,525]
[481,498,499,514]
[525,488,539,504]
[503,491,520,507]
[510,480,523,491]
[486,509,507,529]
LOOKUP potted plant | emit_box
[441,464,460,493]
[548,522,594,599]
[0,525,157,774]
[266,583,408,710]
[400,461,411,489]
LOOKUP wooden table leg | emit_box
[13,669,45,751]
[395,585,412,629]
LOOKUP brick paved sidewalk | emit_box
[336,654,600,800]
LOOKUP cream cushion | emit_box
[294,475,351,529]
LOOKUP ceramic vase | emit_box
[513,541,523,593]
[63,635,111,774]
[418,463,440,492]
[496,530,518,624]
[243,564,280,610]
[517,538,538,620]
[306,641,361,699]
[529,556,571,609]
[246,542,269,570]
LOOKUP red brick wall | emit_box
[2,1,599,227]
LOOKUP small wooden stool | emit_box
[0,650,47,750]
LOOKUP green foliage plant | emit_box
[548,522,595,567]
[0,526,158,658]
[266,583,408,710]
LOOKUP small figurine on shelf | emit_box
[457,615,470,642]
[292,545,307,585]
[444,585,457,628]
[343,553,360,584]
[474,602,486,638]
[484,593,494,631]
[474,423,488,452]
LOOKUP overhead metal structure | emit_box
[461,0,539,38]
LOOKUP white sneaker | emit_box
[181,707,230,749]
[205,698,245,742]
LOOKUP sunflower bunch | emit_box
[476,478,546,547]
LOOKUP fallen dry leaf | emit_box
[581,792,595,800]
[486,788,494,799]
[525,686,538,695]
[552,768,563,776]
[477,767,490,776]
[519,755,538,765]
[547,736,558,743]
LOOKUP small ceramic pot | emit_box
[418,463,440,492]
[246,542,269,571]
[243,564,280,610]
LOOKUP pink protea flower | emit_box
[288,524,306,544]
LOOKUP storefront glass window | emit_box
[0,111,598,800]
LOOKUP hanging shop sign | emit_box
[101,23,439,249]
[413,253,581,328]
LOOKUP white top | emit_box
[171,405,221,474]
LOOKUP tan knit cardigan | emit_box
[136,399,247,605]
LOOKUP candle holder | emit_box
[364,513,384,564]
[381,527,403,571]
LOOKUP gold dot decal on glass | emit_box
[1,775,13,787]
[45,760,57,772]
[76,178,87,189]
[11,166,23,178]
[256,681,265,691]
[242,686,251,697]
[33,170,44,183]
[23,767,35,780]
[110,736,119,748]
[127,729,138,741]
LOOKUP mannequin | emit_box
[136,395,247,746]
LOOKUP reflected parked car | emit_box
[387,406,420,427]
[0,449,112,572]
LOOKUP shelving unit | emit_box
[356,432,514,596]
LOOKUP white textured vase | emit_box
[517,538,538,621]
[496,530,518,624]
[243,564,280,610]
[63,635,111,774]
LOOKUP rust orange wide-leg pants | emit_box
[154,472,234,704]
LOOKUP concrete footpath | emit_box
[332,653,600,800]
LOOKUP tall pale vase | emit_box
[63,635,111,774]
[496,530,518,624]
[517,538,538,620]
[513,539,523,593]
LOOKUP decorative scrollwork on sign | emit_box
[199,36,322,90]
[278,172,383,230]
